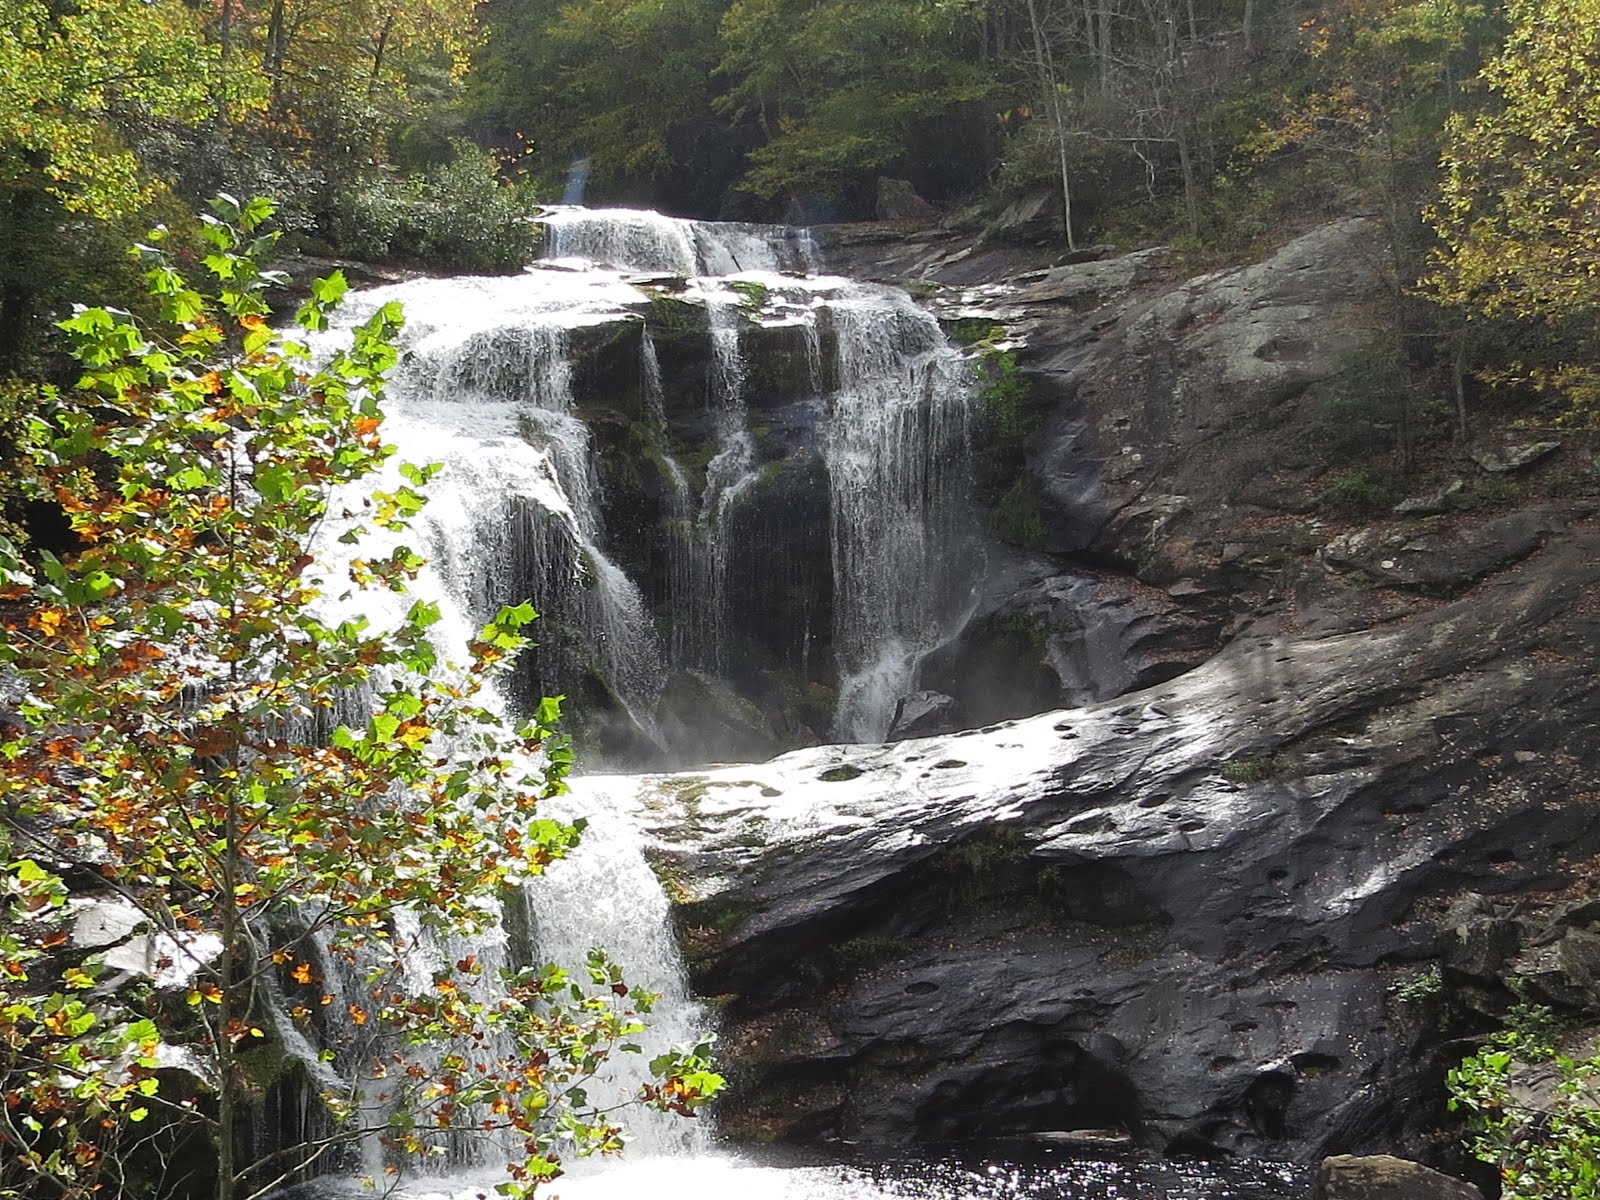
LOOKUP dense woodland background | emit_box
[2,0,1598,395]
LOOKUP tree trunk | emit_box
[1177,127,1199,239]
[1025,0,1077,250]
[1098,0,1114,91]
[1452,328,1469,441]
[217,0,234,123]
[266,0,286,114]
[369,13,395,101]
[0,179,46,374]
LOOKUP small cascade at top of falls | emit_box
[539,206,816,276]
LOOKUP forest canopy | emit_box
[2,0,1600,422]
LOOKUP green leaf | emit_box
[311,271,348,306]
[255,464,295,503]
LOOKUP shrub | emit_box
[1448,1012,1600,1200]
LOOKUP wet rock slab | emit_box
[630,532,1600,1159]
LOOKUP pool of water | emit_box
[396,1145,1309,1200]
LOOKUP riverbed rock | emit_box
[888,692,962,740]
[1470,442,1560,474]
[634,528,1600,1158]
[1313,1156,1482,1200]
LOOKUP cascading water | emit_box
[330,272,667,745]
[681,289,760,672]
[540,206,816,276]
[282,207,1305,1200]
[530,210,983,738]
[286,209,982,1181]
[820,292,981,742]
[290,282,720,1181]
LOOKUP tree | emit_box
[0,196,720,1200]
[0,0,223,219]
[1021,0,1078,249]
[470,0,732,212]
[1427,0,1600,323]
[0,0,233,367]
[1425,0,1600,420]
[717,0,994,212]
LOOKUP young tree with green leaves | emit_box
[1448,1013,1600,1199]
[0,195,720,1200]
[1425,0,1600,422]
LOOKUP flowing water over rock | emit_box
[286,210,1313,1199]
[540,206,816,276]
[280,206,988,1185]
[319,207,984,765]
[821,291,980,741]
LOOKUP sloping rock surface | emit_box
[621,531,1600,1157]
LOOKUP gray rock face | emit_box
[1318,505,1585,593]
[919,560,1220,725]
[1015,248,1170,307]
[634,533,1600,1157]
[1446,894,1600,1021]
[888,691,961,740]
[1026,218,1386,562]
[1313,1156,1482,1200]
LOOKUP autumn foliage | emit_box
[0,197,719,1200]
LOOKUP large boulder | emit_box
[1314,1156,1482,1200]
[627,530,1600,1157]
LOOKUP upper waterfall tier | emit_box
[320,207,983,767]
[538,206,817,276]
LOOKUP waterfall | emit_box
[272,208,1307,1200]
[539,206,815,276]
[682,289,759,672]
[520,779,713,1159]
[325,273,668,745]
[531,208,982,742]
[643,330,700,670]
[293,294,717,1179]
[820,289,981,742]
